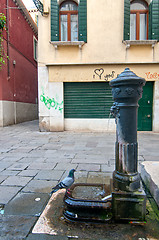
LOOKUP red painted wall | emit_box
[0,0,38,104]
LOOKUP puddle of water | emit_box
[72,185,109,200]
[0,204,5,215]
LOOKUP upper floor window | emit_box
[60,1,78,41]
[33,37,38,61]
[130,0,148,40]
[51,0,87,43]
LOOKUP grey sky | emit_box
[22,0,36,9]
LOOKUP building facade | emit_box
[0,0,38,126]
[38,0,159,132]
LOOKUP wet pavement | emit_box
[0,120,159,239]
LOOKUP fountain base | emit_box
[64,182,146,223]
[112,188,146,222]
[63,183,112,223]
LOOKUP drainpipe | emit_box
[6,0,10,79]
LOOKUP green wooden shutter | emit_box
[148,2,152,39]
[64,82,113,118]
[51,0,59,41]
[151,0,159,40]
[78,0,87,42]
[124,0,130,40]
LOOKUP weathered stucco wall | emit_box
[38,0,159,132]
[39,0,159,65]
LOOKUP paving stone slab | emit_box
[22,179,58,193]
[4,192,50,216]
[44,152,75,159]
[7,162,29,171]
[0,176,8,184]
[2,154,27,159]
[77,163,100,172]
[18,169,39,177]
[1,176,32,187]
[72,157,109,164]
[54,163,78,171]
[28,162,56,170]
[1,156,22,162]
[74,171,88,183]
[87,172,111,184]
[27,151,47,158]
[0,162,13,170]
[35,170,64,181]
[0,148,13,153]
[0,215,37,240]
[0,170,21,176]
[0,186,22,204]
[18,157,45,163]
[101,164,115,172]
[45,158,72,163]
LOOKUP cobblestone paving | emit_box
[0,120,159,239]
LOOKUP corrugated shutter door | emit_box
[64,82,113,118]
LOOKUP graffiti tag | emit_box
[94,68,104,79]
[145,72,159,80]
[104,71,115,81]
[40,93,63,113]
[93,68,116,81]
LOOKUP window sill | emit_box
[123,40,158,49]
[50,41,85,49]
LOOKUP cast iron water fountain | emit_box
[64,68,146,223]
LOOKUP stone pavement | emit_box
[0,120,159,239]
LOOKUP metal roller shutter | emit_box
[64,82,114,118]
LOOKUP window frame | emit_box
[33,37,38,61]
[59,2,78,41]
[130,0,149,40]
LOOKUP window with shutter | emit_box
[51,0,87,43]
[124,0,159,41]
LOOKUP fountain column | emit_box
[109,68,146,222]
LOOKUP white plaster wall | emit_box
[38,66,50,117]
[38,66,64,131]
[49,82,64,131]
[153,81,159,132]
[38,66,50,131]
[0,101,38,127]
[64,119,116,132]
